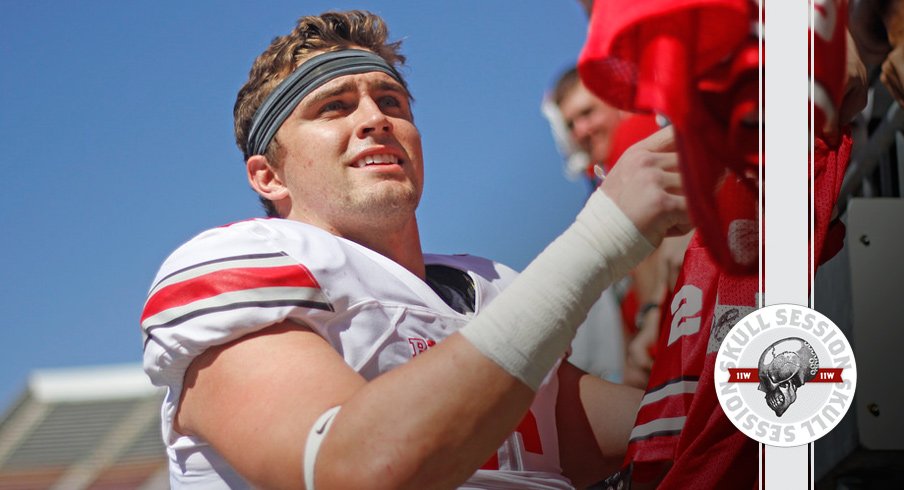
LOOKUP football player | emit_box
[141,10,691,489]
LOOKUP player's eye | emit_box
[320,100,348,114]
[378,95,402,109]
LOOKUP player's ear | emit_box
[247,155,289,202]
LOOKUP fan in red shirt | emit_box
[577,0,860,487]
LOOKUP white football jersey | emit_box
[141,218,572,489]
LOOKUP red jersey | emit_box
[626,233,759,488]
[626,134,852,489]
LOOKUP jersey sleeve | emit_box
[140,219,335,389]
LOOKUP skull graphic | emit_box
[757,337,819,417]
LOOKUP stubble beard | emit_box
[337,180,421,232]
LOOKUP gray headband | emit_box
[245,49,407,157]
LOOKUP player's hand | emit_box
[600,126,692,247]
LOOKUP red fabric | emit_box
[626,132,852,488]
[578,0,749,122]
[811,0,850,138]
[580,0,760,274]
[581,0,851,274]
[810,1,853,265]
[821,220,846,264]
[659,272,759,490]
[661,268,760,490]
[480,410,543,470]
[627,234,720,464]
[627,233,759,488]
[582,0,852,486]
[813,132,853,265]
[606,113,660,172]
[624,135,851,487]
[660,361,758,490]
[665,0,761,274]
[141,265,320,322]
[621,286,640,337]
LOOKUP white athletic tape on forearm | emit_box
[304,405,341,490]
[459,190,653,390]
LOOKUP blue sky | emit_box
[0,1,593,407]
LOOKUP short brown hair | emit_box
[233,11,407,216]
[552,66,582,107]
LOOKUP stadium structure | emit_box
[0,364,167,490]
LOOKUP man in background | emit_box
[546,67,691,388]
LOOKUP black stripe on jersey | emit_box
[151,252,290,292]
[142,298,333,350]
[644,375,701,395]
[629,429,683,444]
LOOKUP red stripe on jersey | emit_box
[141,265,320,322]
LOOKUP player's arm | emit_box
[555,361,643,488]
[177,322,533,490]
[177,126,688,490]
